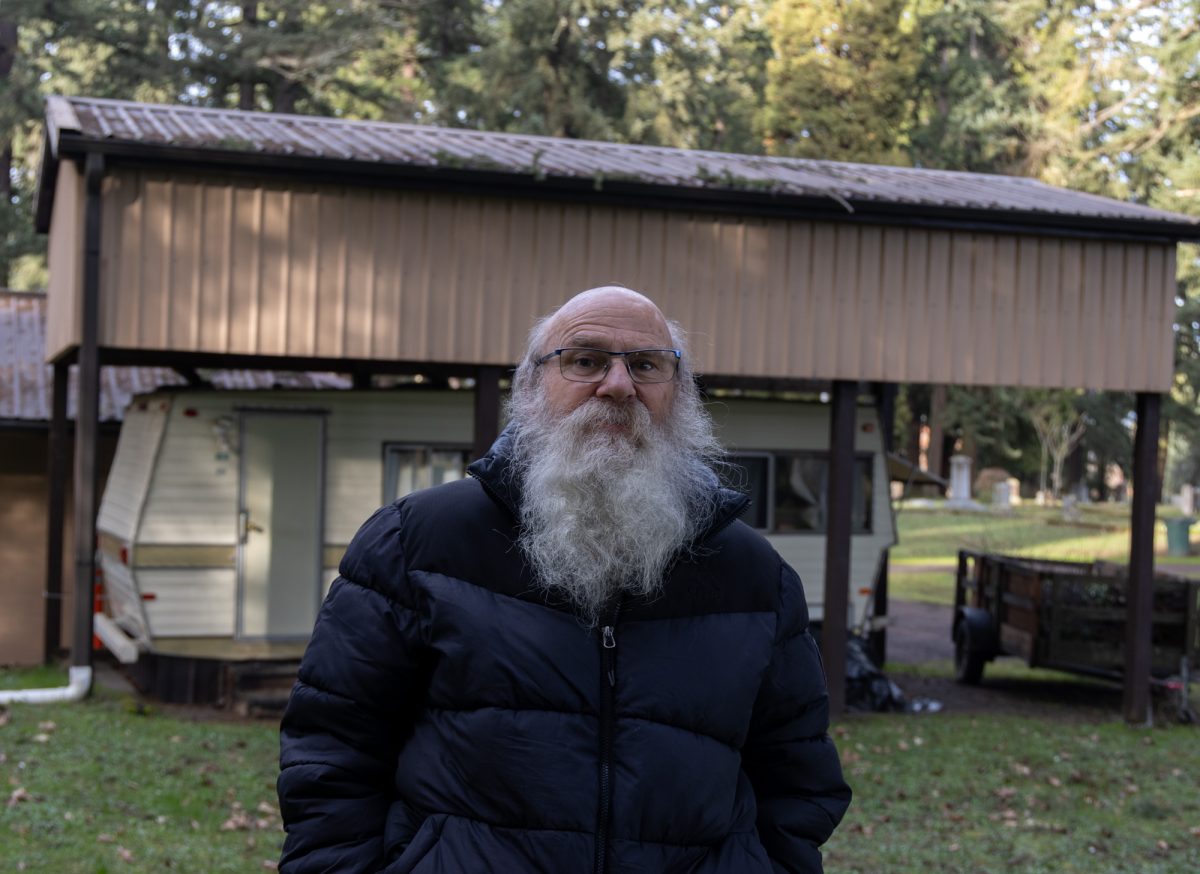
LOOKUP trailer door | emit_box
[237,411,324,639]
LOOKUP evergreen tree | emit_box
[617,1,771,152]
[759,0,921,163]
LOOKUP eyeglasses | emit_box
[536,347,682,384]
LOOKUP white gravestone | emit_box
[946,454,985,511]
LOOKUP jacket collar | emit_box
[467,426,751,541]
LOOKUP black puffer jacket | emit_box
[278,433,850,873]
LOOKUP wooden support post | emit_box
[43,358,69,662]
[1124,391,1160,725]
[473,366,503,461]
[72,152,104,672]
[928,384,947,480]
[823,380,856,715]
[871,383,897,665]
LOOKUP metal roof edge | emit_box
[35,97,86,234]
[44,96,82,156]
[52,133,1200,244]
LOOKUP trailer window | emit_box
[384,446,471,503]
[724,452,873,534]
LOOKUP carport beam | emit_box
[473,365,503,461]
[823,380,855,715]
[1123,390,1160,725]
[71,151,104,672]
[43,358,69,662]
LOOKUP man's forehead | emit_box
[546,287,672,346]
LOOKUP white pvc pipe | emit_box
[0,666,93,705]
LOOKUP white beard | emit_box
[508,393,720,624]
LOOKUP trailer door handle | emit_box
[238,510,265,542]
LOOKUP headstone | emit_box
[946,454,985,511]
[992,481,1013,515]
[1180,484,1195,517]
[1062,494,1082,523]
[1007,477,1022,506]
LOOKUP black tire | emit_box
[954,618,986,685]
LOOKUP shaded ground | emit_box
[882,599,1161,721]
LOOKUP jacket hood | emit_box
[467,425,751,541]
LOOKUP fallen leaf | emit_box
[1157,840,1169,851]
[37,721,56,733]
[32,733,51,744]
[262,862,279,871]
[97,834,116,844]
[116,846,134,863]
[7,787,30,807]
[0,707,9,728]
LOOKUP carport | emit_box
[34,96,1200,719]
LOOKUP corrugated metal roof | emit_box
[43,95,1200,233]
[0,291,351,422]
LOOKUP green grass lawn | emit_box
[1,683,284,872]
[890,503,1153,564]
[888,504,1199,606]
[5,666,1199,873]
[824,712,1200,873]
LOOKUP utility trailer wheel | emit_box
[954,619,986,685]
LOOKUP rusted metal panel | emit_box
[86,168,1182,390]
[1,291,350,422]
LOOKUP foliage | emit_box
[760,0,920,163]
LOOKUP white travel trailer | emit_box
[95,388,896,698]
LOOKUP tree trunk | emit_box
[0,17,17,289]
[1156,416,1170,503]
[929,384,947,479]
[240,3,257,111]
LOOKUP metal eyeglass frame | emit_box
[535,347,682,384]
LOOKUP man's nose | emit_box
[595,358,636,401]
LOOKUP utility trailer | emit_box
[952,550,1200,699]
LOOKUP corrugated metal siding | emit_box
[97,396,170,541]
[46,161,83,361]
[95,169,1178,391]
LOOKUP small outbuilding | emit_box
[33,96,1200,717]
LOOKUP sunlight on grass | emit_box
[889,505,1189,565]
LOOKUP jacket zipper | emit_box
[595,600,620,874]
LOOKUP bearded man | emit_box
[278,286,851,874]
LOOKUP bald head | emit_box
[533,286,673,362]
